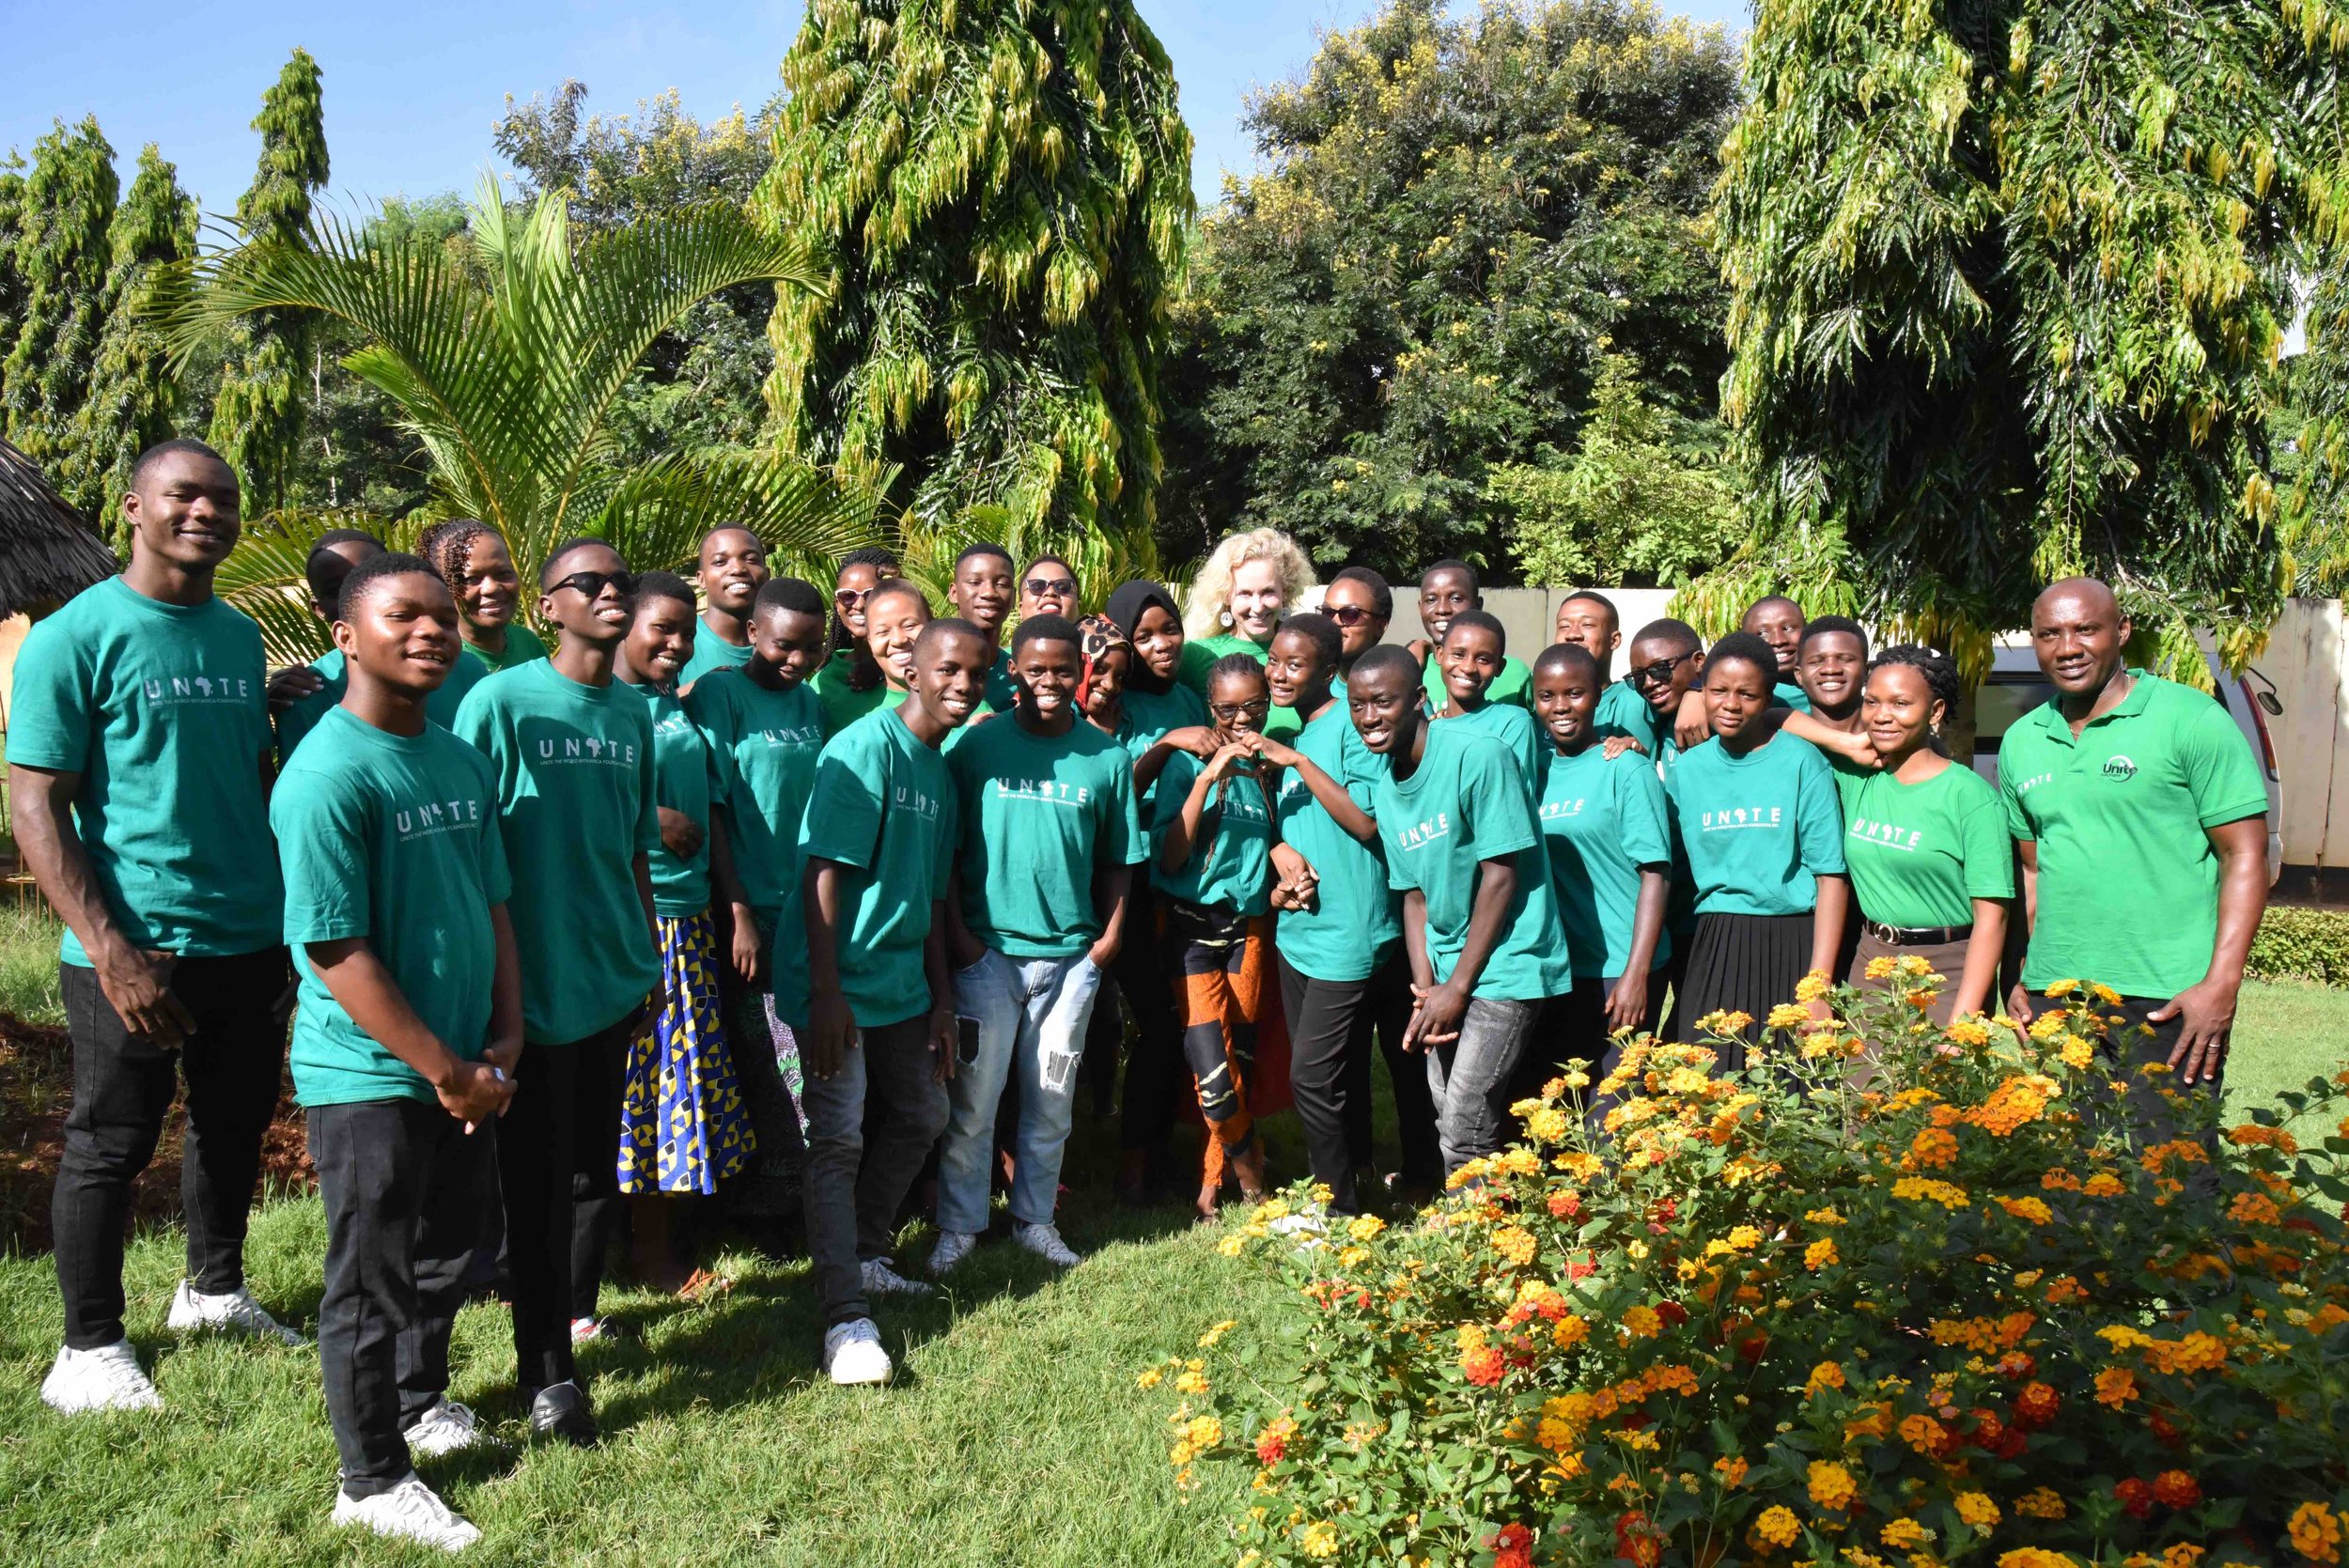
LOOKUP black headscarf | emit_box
[1104,580,1182,695]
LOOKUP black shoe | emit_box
[528,1379,598,1447]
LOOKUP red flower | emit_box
[1615,1512,1663,1567]
[1255,1431,1285,1466]
[1735,1330,1769,1363]
[1548,1191,1582,1219]
[1462,1346,1505,1387]
[1567,1253,1597,1281]
[1993,1351,2037,1380]
[2114,1477,2155,1519]
[1656,1300,1689,1328]
[2149,1411,2183,1447]
[1654,1198,1678,1220]
[2152,1470,2201,1509]
[2014,1381,2061,1428]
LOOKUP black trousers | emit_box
[1280,949,1428,1213]
[54,948,291,1350]
[1115,881,1190,1157]
[2103,995,2230,1151]
[311,1096,498,1497]
[497,1017,631,1392]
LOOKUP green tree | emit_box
[209,47,329,516]
[1167,0,1738,579]
[1494,349,1737,589]
[66,145,196,543]
[754,0,1195,548]
[2288,269,2349,592]
[1703,0,2343,679]
[0,152,25,388]
[1,118,117,503]
[166,179,875,660]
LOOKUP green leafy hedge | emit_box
[2247,905,2349,987]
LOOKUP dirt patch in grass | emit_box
[0,1008,313,1254]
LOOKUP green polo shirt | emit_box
[1595,679,1663,752]
[1433,699,1544,802]
[1272,703,1401,983]
[1772,679,1811,714]
[1150,747,1273,915]
[1538,743,1673,980]
[459,621,548,673]
[1377,725,1573,1001]
[1423,652,1531,714]
[1664,732,1845,918]
[274,647,486,765]
[947,713,1146,959]
[689,670,827,1026]
[809,647,892,737]
[1998,671,2267,998]
[1832,757,2013,930]
[984,647,1019,713]
[678,631,753,690]
[799,706,957,1029]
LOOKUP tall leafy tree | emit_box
[755,0,1194,547]
[66,145,196,541]
[0,152,25,390]
[1167,0,1738,578]
[1,118,117,502]
[1703,0,2343,679]
[209,47,329,516]
[165,179,876,660]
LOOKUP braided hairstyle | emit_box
[1868,644,1961,723]
[423,519,501,615]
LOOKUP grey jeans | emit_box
[1424,995,1543,1173]
[799,1013,950,1327]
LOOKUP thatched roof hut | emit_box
[0,438,119,620]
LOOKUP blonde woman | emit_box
[1180,527,1317,743]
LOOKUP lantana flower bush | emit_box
[1150,963,2349,1567]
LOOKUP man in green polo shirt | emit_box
[1999,577,2268,1126]
[10,440,301,1416]
[1413,559,1531,711]
[798,616,989,1386]
[678,525,770,689]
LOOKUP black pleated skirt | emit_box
[1670,911,1814,1063]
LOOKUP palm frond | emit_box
[595,451,879,585]
[214,508,409,664]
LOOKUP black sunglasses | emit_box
[550,568,637,600]
[1325,603,1377,627]
[1025,576,1078,598]
[1626,652,1694,687]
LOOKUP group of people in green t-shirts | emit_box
[5,445,2272,1553]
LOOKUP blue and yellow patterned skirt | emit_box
[618,909,756,1194]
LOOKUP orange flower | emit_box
[1805,1360,1846,1397]
[2152,1470,2201,1509]
[1805,1237,1840,1270]
[1714,1455,1749,1488]
[1906,1127,1959,1170]
[2094,1367,2137,1406]
[2290,1501,2344,1563]
[1753,1505,1801,1547]
[1807,1459,1859,1512]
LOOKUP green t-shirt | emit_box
[1664,733,1846,918]
[688,669,827,1025]
[679,629,754,690]
[1999,671,2268,998]
[1832,758,2014,930]
[627,680,714,919]
[7,578,283,964]
[947,713,1146,959]
[1377,725,1571,1001]
[275,647,488,765]
[459,621,549,674]
[984,646,1019,713]
[1177,633,1298,742]
[1772,679,1811,714]
[810,647,892,737]
[1150,747,1273,915]
[1423,651,1532,714]
[799,706,957,1029]
[1117,682,1208,815]
[1538,743,1673,981]
[272,707,510,1107]
[1272,703,1400,983]
[1434,699,1544,801]
[453,660,661,1043]
[1595,679,1663,752]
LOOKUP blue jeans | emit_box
[939,950,1104,1234]
[1425,996,1543,1174]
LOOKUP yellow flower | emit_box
[1492,1225,1538,1266]
[1766,1002,1812,1031]
[1953,1492,1999,1529]
[2083,1172,2125,1197]
[1804,1359,1845,1396]
[1796,969,1833,1001]
[1525,1106,1569,1143]
[1299,1520,1339,1559]
[1890,1176,1970,1209]
[1864,955,1897,980]
[1805,1237,1840,1270]
[1944,1017,1991,1048]
[2289,1501,2343,1564]
[1998,1196,2053,1226]
[2060,1036,2094,1070]
[1198,1320,1237,1348]
[1621,1304,1662,1339]
[1807,1459,1859,1512]
[2089,982,2122,1004]
[2044,978,2080,998]
[1881,1519,1932,1550]
[1186,1414,1222,1449]
[1754,1505,1801,1546]
[1135,1366,1163,1389]
[2014,1487,2066,1519]
[1175,1366,1211,1395]
[1339,1246,1371,1267]
[1219,1234,1247,1257]
[1997,1553,2081,1568]
[1806,1206,1846,1225]
[1563,1067,1592,1089]
[1552,1314,1590,1349]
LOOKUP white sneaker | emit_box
[402,1399,503,1458]
[1268,1205,1329,1253]
[1012,1221,1081,1268]
[822,1318,894,1386]
[332,1473,482,1552]
[860,1257,931,1296]
[167,1280,304,1345]
[568,1316,609,1345]
[928,1229,980,1276]
[40,1341,162,1414]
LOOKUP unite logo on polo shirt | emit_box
[891,783,941,822]
[992,777,1093,807]
[536,735,640,766]
[394,795,486,841]
[1847,816,1922,852]
[1395,811,1452,850]
[2102,754,2138,782]
[1539,796,1587,822]
[1700,805,1782,832]
[142,674,255,706]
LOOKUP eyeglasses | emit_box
[1325,604,1377,628]
[1209,700,1270,722]
[1626,652,1694,687]
[1024,577,1078,598]
[550,569,637,600]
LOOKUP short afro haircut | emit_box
[1329,566,1393,621]
[631,569,696,617]
[305,529,385,609]
[1010,613,1082,656]
[954,541,1014,571]
[1532,642,1602,680]
[1559,589,1619,624]
[131,438,232,491]
[1422,558,1479,594]
[334,551,446,621]
[914,615,988,657]
[1273,611,1343,673]
[755,577,828,619]
[1703,631,1781,683]
[1347,644,1422,689]
[1629,617,1702,658]
[1799,613,1869,655]
[1443,608,1507,651]
[541,535,624,587]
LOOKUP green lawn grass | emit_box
[0,920,2341,1562]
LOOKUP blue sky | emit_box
[0,0,1750,225]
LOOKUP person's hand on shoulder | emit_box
[266,663,326,714]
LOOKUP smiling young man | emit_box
[452,536,661,1447]
[1794,615,1869,735]
[274,531,490,763]
[1430,611,1546,794]
[1999,578,2269,1129]
[931,613,1143,1275]
[798,615,988,1385]
[1348,646,1572,1175]
[1414,561,1530,712]
[1741,596,1812,713]
[271,553,521,1549]
[11,440,302,1414]
[678,526,772,689]
[947,542,1019,711]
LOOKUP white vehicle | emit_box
[1968,646,2284,886]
